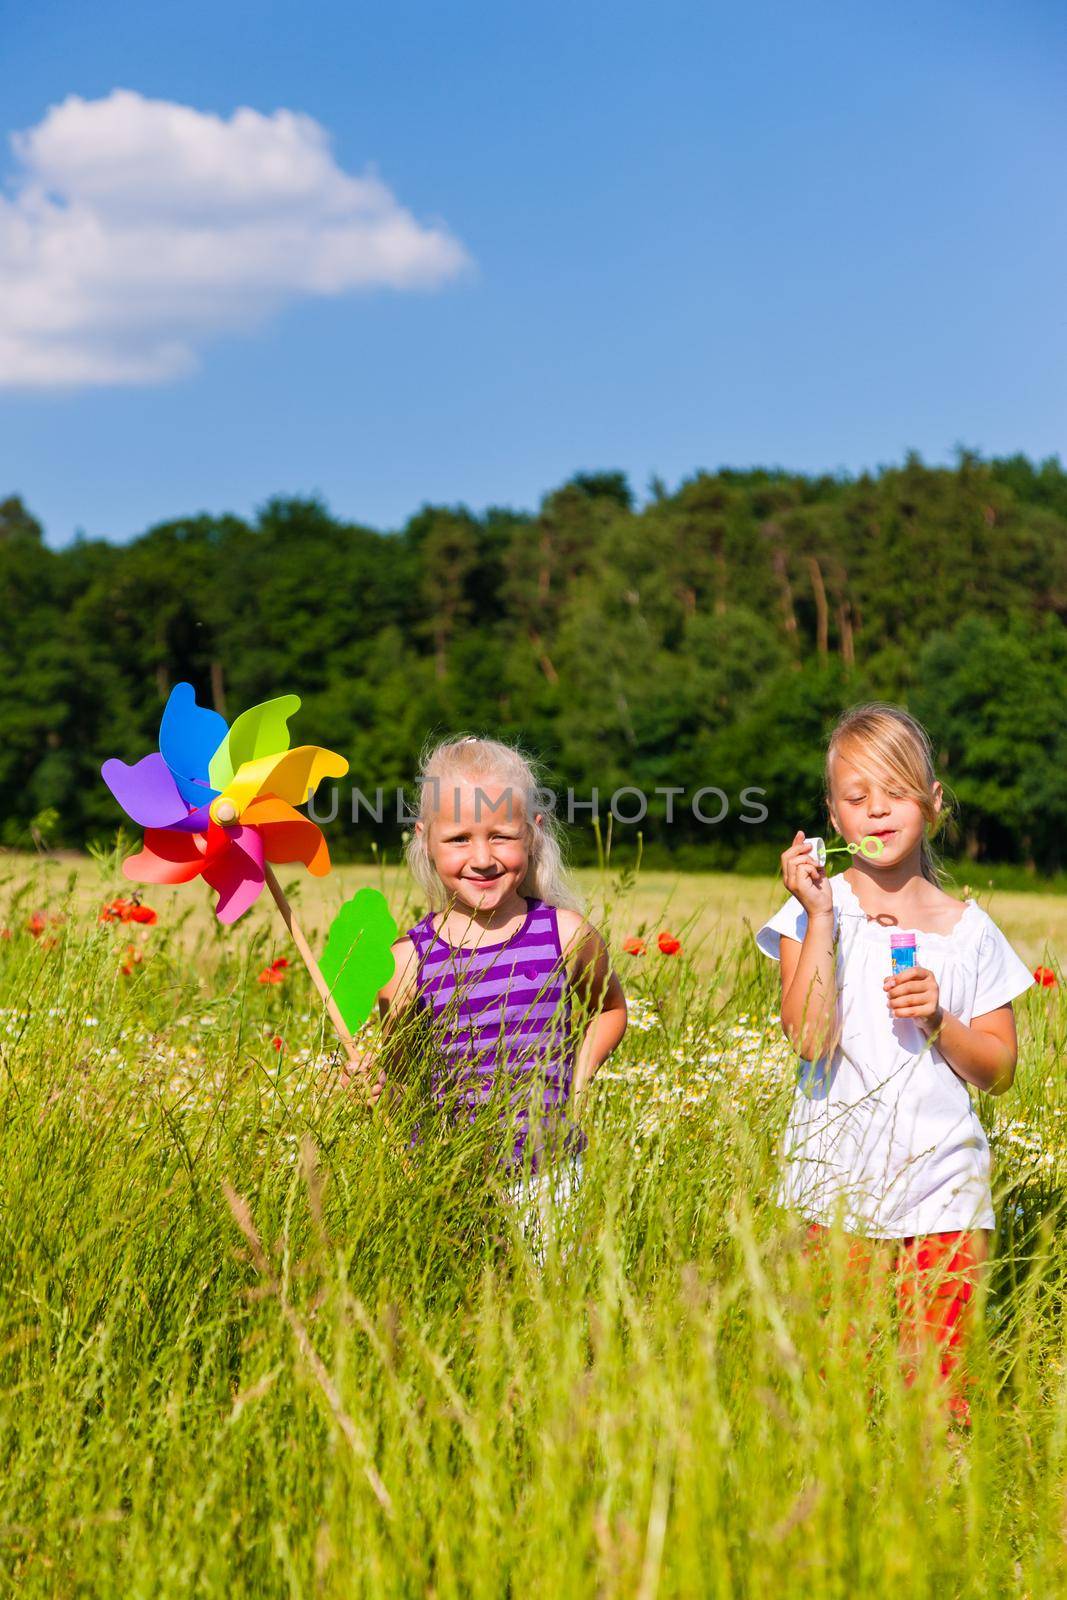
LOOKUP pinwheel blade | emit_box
[241,796,332,875]
[169,801,216,832]
[159,682,227,807]
[102,753,191,829]
[123,828,208,884]
[201,826,266,924]
[222,745,349,817]
[320,888,398,1033]
[207,694,301,792]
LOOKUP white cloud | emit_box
[0,89,472,389]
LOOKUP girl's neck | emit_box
[441,887,530,938]
[844,845,939,907]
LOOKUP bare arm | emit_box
[558,912,628,1100]
[338,936,420,1100]
[377,935,420,1023]
[776,830,840,1063]
[934,1006,1018,1095]
[780,920,841,1063]
[886,967,1019,1095]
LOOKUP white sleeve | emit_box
[754,894,809,962]
[971,919,1036,1016]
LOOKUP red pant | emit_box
[802,1222,986,1424]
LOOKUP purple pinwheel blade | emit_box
[170,801,215,832]
[102,753,192,828]
[159,682,228,807]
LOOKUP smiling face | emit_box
[417,777,540,914]
[826,748,941,866]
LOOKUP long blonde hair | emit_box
[405,734,585,913]
[824,703,955,886]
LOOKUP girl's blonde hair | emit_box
[825,702,955,886]
[405,734,585,913]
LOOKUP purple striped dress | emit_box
[406,895,584,1170]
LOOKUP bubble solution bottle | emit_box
[890,931,918,976]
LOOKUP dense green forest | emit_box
[3,449,1067,872]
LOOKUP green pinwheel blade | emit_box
[320,888,398,1033]
[207,694,301,791]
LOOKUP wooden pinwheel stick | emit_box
[263,864,377,1103]
[264,873,413,1178]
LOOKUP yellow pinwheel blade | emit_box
[221,745,349,818]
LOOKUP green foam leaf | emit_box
[320,888,398,1034]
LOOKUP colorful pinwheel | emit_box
[101,683,348,923]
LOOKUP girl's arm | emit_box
[886,969,1019,1095]
[936,1005,1018,1095]
[338,936,420,1101]
[777,832,840,1063]
[377,935,420,1021]
[558,911,628,1099]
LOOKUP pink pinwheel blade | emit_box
[201,826,266,924]
[102,753,191,829]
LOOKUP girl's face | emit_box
[827,752,941,866]
[417,779,541,912]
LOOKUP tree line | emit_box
[3,448,1066,872]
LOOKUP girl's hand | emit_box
[884,967,943,1032]
[781,829,833,918]
[338,1052,386,1103]
[359,1067,387,1104]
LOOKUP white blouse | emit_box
[756,872,1036,1237]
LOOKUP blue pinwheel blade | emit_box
[159,682,227,807]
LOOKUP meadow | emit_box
[0,848,1064,1598]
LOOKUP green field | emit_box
[0,852,1064,1597]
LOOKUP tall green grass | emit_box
[0,863,1063,1597]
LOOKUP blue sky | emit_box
[2,0,1065,546]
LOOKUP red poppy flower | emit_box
[120,944,144,976]
[100,896,157,925]
[657,931,682,956]
[257,965,286,985]
[272,1035,284,1051]
[1034,966,1058,988]
[27,912,47,937]
[622,936,647,956]
[269,957,288,972]
[0,929,11,941]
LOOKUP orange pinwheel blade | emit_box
[241,796,332,876]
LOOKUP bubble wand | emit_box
[804,834,886,869]
[805,835,922,976]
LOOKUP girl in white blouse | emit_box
[756,701,1035,1423]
